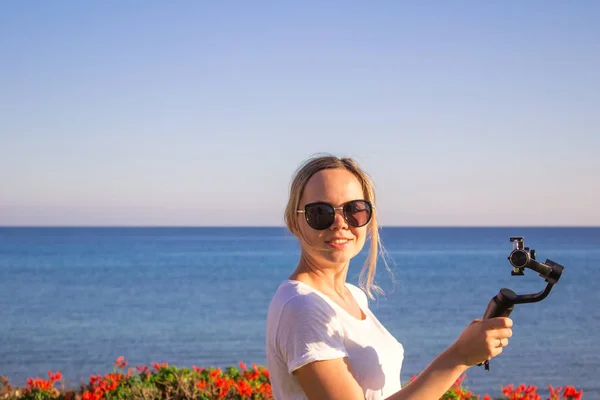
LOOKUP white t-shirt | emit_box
[266,279,404,400]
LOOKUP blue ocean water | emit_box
[0,227,598,398]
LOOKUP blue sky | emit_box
[1,1,598,226]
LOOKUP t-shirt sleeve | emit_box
[276,294,348,374]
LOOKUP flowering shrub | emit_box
[0,357,584,400]
[404,374,583,400]
[0,358,271,400]
[494,383,584,400]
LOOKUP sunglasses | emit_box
[296,200,373,230]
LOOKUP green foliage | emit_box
[0,357,583,400]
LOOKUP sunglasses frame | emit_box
[296,199,374,230]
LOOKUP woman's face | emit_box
[296,168,369,267]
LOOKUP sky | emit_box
[1,1,598,227]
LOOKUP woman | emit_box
[265,154,513,400]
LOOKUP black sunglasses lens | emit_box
[305,203,335,230]
[343,200,372,227]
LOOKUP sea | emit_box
[0,227,598,398]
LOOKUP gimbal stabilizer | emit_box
[479,236,565,371]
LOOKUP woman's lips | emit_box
[325,238,352,249]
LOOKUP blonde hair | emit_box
[284,153,393,300]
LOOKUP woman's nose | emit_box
[329,208,348,229]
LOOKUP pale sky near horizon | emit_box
[1,1,598,227]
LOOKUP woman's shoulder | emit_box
[269,280,331,312]
[269,280,369,311]
[268,280,349,322]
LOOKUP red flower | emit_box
[48,371,63,382]
[501,383,541,400]
[82,390,102,400]
[136,365,149,374]
[563,385,583,399]
[151,362,168,370]
[210,367,222,379]
[258,382,273,397]
[25,376,53,392]
[549,384,584,400]
[236,380,253,397]
[114,356,128,369]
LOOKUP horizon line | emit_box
[0,225,598,229]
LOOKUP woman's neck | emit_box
[290,253,349,297]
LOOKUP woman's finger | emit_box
[490,327,513,339]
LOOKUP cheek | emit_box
[352,227,368,242]
[296,221,322,245]
[351,229,368,251]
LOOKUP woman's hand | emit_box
[448,317,513,366]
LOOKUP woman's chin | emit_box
[319,248,357,265]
